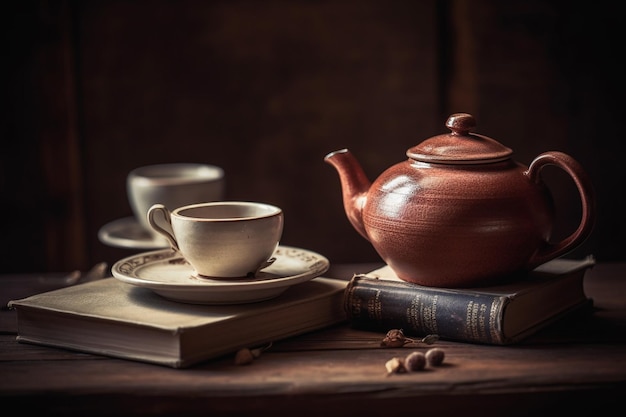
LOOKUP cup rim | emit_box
[128,163,224,186]
[171,201,282,221]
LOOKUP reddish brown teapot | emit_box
[325,113,596,287]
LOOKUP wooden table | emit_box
[1,262,625,416]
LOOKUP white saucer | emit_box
[98,216,169,249]
[111,246,330,304]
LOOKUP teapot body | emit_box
[364,159,553,287]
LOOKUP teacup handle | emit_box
[524,151,596,268]
[147,204,179,251]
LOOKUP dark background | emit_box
[2,0,624,274]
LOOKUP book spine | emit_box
[343,276,509,344]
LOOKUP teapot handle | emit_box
[524,151,596,268]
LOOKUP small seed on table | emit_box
[404,351,426,371]
[425,348,445,366]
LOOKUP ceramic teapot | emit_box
[325,113,596,287]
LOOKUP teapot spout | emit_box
[324,149,370,240]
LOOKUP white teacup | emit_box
[147,201,284,278]
[127,163,225,236]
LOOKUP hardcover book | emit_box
[8,276,348,368]
[343,256,596,345]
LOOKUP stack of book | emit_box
[343,256,596,345]
[7,255,596,369]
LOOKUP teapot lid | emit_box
[407,113,513,164]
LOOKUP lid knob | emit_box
[445,113,476,136]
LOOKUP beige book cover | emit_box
[8,277,348,368]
